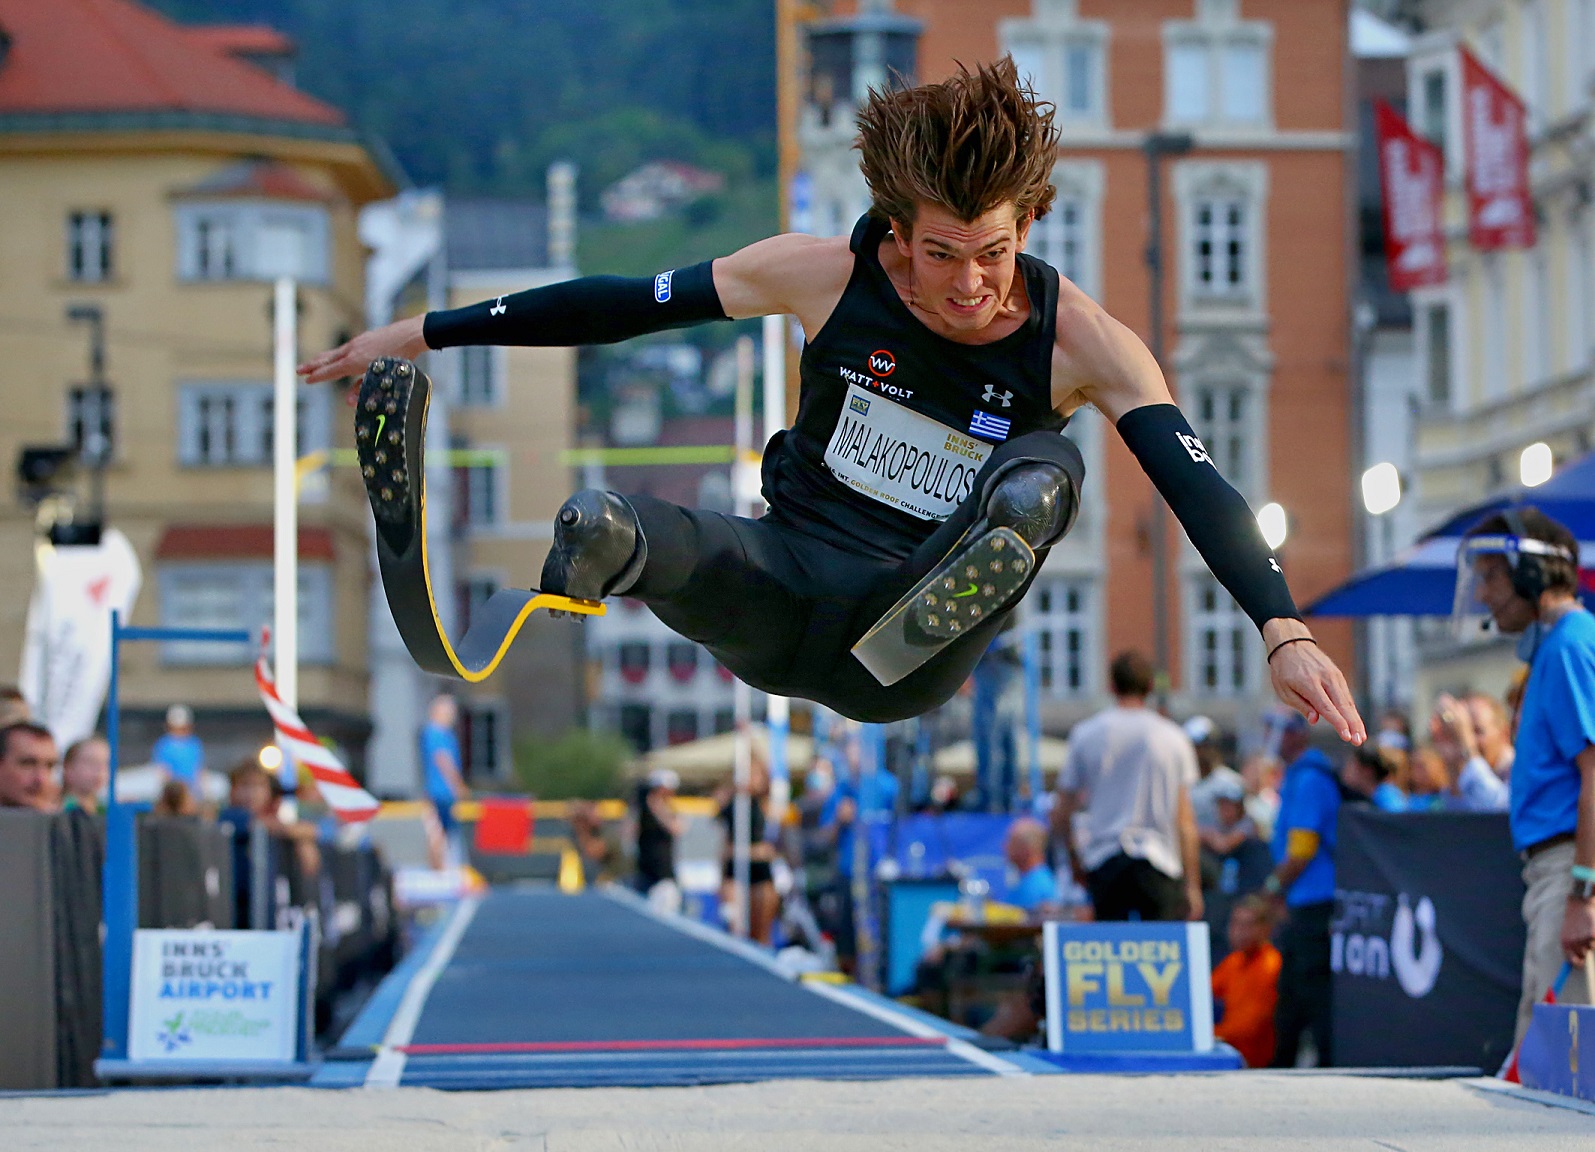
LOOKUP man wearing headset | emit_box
[1455,506,1595,1041]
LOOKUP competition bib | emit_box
[824,384,990,520]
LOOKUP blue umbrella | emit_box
[1306,452,1595,617]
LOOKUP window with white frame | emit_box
[1417,66,1450,162]
[1482,254,1507,401]
[459,346,503,407]
[1186,574,1254,696]
[1422,301,1452,407]
[1031,197,1084,285]
[1176,163,1265,310]
[178,383,329,467]
[175,203,329,284]
[1188,381,1253,495]
[1526,246,1551,384]
[1569,212,1592,368]
[1032,577,1094,697]
[158,564,333,666]
[1192,197,1248,298]
[1029,162,1102,297]
[1000,2,1109,128]
[459,461,501,526]
[67,211,114,282]
[1163,0,1271,128]
[460,701,506,779]
[67,385,116,464]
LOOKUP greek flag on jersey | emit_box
[968,410,1012,442]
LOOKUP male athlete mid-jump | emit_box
[301,59,1365,742]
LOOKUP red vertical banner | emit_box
[1461,48,1536,250]
[1374,100,1449,292]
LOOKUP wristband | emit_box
[1572,865,1595,883]
[1263,874,1282,896]
[1267,636,1317,664]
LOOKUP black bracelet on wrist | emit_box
[1266,636,1317,664]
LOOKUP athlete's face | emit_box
[892,202,1031,333]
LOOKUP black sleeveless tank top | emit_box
[762,213,1065,562]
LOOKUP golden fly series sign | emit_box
[1042,922,1214,1053]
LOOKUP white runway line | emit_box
[365,895,482,1089]
[800,978,1028,1076]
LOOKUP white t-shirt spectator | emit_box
[1059,705,1199,879]
[1190,763,1246,830]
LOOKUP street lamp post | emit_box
[1361,462,1402,708]
[1144,131,1193,699]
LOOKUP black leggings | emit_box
[623,430,1084,723]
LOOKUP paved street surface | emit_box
[3,1074,1592,1150]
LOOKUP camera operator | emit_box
[1454,507,1595,1042]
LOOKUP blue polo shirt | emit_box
[824,770,899,879]
[420,723,462,804]
[1009,862,1059,912]
[152,732,204,789]
[1272,748,1340,907]
[1511,609,1595,853]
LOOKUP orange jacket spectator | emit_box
[1212,897,1282,1067]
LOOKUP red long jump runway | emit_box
[328,888,1027,1089]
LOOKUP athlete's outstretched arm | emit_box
[299,233,851,385]
[1051,286,1366,745]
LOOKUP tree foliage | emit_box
[147,0,775,204]
[513,729,635,800]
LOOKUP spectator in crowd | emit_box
[1200,775,1259,858]
[1429,693,1510,811]
[1263,710,1340,1067]
[223,758,320,879]
[1005,816,1058,913]
[1377,707,1412,748]
[60,735,109,815]
[719,757,778,945]
[1054,651,1202,922]
[0,685,29,727]
[1457,508,1595,1037]
[1404,746,1450,812]
[1186,716,1244,833]
[635,768,683,912]
[570,800,625,885]
[1212,895,1282,1068]
[0,721,58,811]
[1466,691,1515,782]
[151,704,204,791]
[1341,744,1407,812]
[420,694,470,870]
[1239,752,1281,843]
[824,735,900,971]
[152,779,197,818]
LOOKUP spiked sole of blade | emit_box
[851,525,1033,687]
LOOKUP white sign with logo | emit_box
[824,384,990,521]
[18,527,141,749]
[128,929,301,1063]
[1333,890,1444,999]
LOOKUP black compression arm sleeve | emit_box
[1115,403,1302,631]
[422,260,729,349]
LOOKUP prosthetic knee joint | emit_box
[540,489,648,600]
[983,462,1078,550]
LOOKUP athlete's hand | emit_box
[1262,620,1366,745]
[297,316,428,385]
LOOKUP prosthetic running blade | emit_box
[355,356,603,683]
[851,525,1032,687]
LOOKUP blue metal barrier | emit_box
[100,609,252,1063]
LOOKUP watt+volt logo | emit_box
[868,349,896,377]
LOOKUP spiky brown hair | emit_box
[854,56,1059,231]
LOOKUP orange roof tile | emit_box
[0,0,341,125]
[174,157,337,202]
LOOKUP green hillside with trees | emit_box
[148,0,779,268]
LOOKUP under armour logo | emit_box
[981,385,1013,408]
[490,296,506,316]
[1269,558,1282,574]
[1176,432,1212,465]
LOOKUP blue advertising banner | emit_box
[1043,922,1214,1053]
